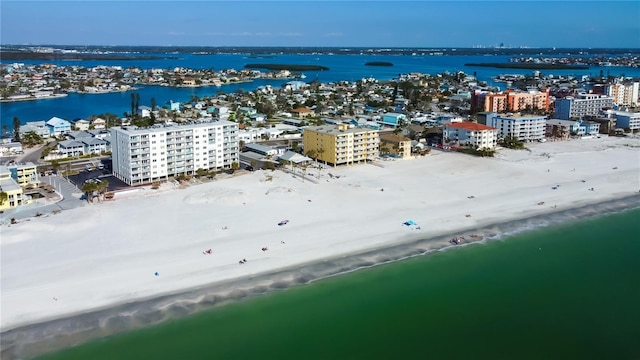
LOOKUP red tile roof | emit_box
[444,122,496,131]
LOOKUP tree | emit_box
[500,135,525,150]
[130,92,135,118]
[317,147,326,165]
[81,182,98,202]
[151,97,157,111]
[135,93,141,115]
[196,168,207,178]
[231,162,239,171]
[0,191,7,206]
[21,131,43,146]
[12,117,20,142]
[305,149,316,160]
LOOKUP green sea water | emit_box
[39,209,640,360]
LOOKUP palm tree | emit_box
[81,182,98,202]
[317,147,326,165]
[12,117,20,142]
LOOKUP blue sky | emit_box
[1,1,639,48]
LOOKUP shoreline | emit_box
[2,195,639,360]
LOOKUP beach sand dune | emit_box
[1,136,639,358]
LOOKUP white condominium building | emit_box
[486,114,546,142]
[111,120,239,185]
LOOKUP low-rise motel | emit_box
[0,163,39,211]
[302,124,380,167]
[442,122,498,150]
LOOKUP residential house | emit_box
[91,117,106,129]
[291,107,315,118]
[167,101,181,112]
[20,121,50,138]
[46,117,71,137]
[250,113,267,122]
[83,137,109,154]
[238,107,257,117]
[72,118,91,131]
[0,142,23,155]
[137,106,152,118]
[56,140,85,157]
[209,106,230,120]
[380,113,407,127]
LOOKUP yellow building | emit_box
[9,163,39,187]
[379,132,412,159]
[303,124,380,167]
[0,166,24,211]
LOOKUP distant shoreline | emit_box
[0,93,68,103]
[0,51,176,61]
[465,62,590,70]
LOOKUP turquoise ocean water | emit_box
[38,208,640,360]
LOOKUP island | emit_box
[244,64,329,71]
[464,62,589,70]
[365,61,394,67]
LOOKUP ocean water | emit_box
[37,208,640,360]
[3,53,640,125]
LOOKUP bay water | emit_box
[38,208,640,360]
[3,53,640,125]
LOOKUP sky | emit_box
[1,1,639,48]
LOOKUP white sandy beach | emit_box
[1,136,639,345]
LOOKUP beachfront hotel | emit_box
[110,120,239,185]
[553,93,614,120]
[442,122,498,150]
[302,124,380,166]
